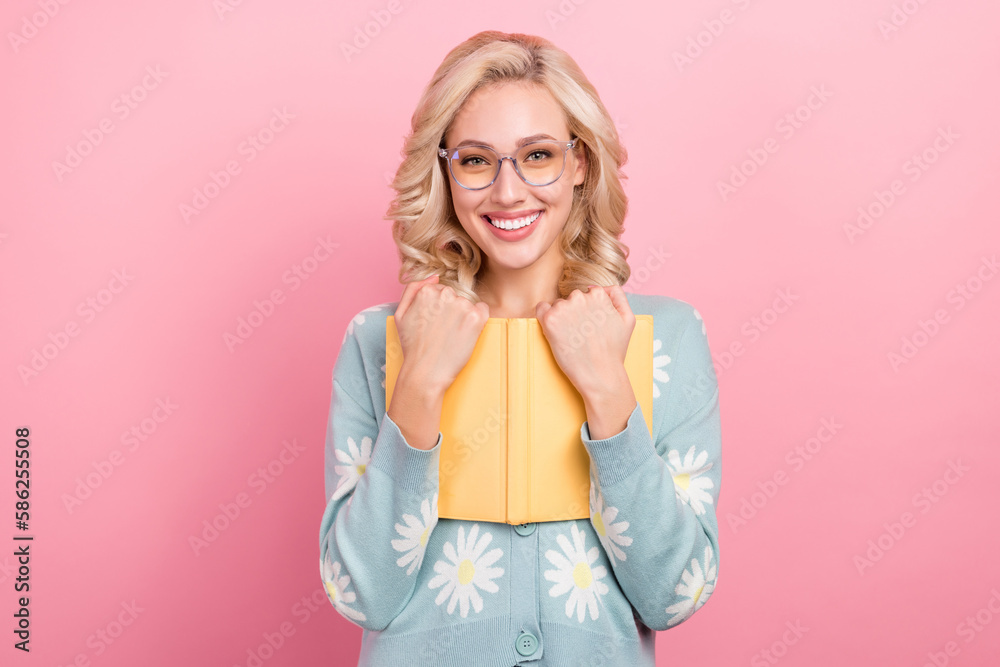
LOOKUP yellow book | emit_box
[385,315,653,525]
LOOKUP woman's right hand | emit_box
[393,274,490,393]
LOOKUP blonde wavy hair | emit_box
[384,30,631,302]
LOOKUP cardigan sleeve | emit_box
[580,309,722,632]
[318,327,443,631]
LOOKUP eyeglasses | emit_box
[437,137,579,190]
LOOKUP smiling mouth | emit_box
[482,211,541,230]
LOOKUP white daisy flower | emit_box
[664,545,716,627]
[589,484,633,566]
[391,493,439,575]
[320,554,367,622]
[693,308,706,336]
[331,436,372,501]
[543,522,610,623]
[427,524,504,618]
[652,338,671,399]
[666,445,715,515]
[343,304,389,343]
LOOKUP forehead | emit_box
[445,81,568,148]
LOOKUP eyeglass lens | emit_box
[446,142,568,189]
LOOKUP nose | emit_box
[491,156,526,204]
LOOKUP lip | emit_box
[482,209,541,220]
[481,210,542,242]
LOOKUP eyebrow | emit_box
[453,134,558,149]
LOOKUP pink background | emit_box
[3,0,1000,665]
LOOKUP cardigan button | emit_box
[514,631,539,656]
[513,522,536,536]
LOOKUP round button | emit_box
[515,631,539,656]
[513,522,536,536]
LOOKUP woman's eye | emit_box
[525,150,551,161]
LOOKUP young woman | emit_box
[320,30,722,666]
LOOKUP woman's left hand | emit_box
[534,284,636,398]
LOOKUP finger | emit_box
[606,284,634,324]
[475,300,491,324]
[396,274,438,320]
[535,301,551,319]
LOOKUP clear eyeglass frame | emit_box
[437,137,580,190]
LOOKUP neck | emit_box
[477,264,561,319]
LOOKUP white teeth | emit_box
[487,211,540,230]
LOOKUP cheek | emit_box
[541,184,573,210]
[449,185,474,212]
[449,194,481,234]
[452,196,477,223]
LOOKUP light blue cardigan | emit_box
[319,292,722,666]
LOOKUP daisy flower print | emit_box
[664,545,716,627]
[652,338,671,399]
[330,435,372,501]
[589,484,632,566]
[391,493,439,576]
[666,445,715,515]
[320,553,367,623]
[543,522,610,623]
[343,304,388,342]
[427,523,504,618]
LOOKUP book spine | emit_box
[507,319,528,524]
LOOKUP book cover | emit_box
[385,314,653,524]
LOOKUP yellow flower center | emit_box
[419,527,429,547]
[573,562,593,589]
[691,584,704,607]
[325,581,337,602]
[458,559,475,586]
[356,463,366,475]
[592,511,606,536]
[673,472,691,491]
